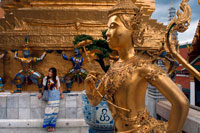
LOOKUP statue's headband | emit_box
[23,44,30,51]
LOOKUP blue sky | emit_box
[151,0,200,45]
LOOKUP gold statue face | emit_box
[106,15,132,50]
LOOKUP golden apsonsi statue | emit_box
[84,0,196,132]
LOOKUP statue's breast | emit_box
[21,58,32,64]
[103,64,135,97]
[20,58,33,71]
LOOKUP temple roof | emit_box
[188,19,200,63]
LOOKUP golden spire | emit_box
[171,1,173,7]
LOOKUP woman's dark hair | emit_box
[46,67,57,89]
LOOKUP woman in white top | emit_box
[38,67,64,132]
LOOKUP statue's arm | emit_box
[62,52,68,60]
[84,73,105,106]
[35,51,47,62]
[149,73,189,132]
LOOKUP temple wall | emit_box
[0,0,166,50]
[0,0,167,91]
[0,92,83,119]
[1,50,104,91]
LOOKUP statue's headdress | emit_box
[108,0,144,46]
[108,0,140,18]
[23,35,30,50]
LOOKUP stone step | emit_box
[156,100,200,133]
[0,127,89,133]
[0,119,89,133]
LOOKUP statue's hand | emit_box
[89,71,102,79]
[85,71,101,91]
[85,72,98,85]
[85,72,100,99]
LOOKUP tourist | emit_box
[38,67,64,132]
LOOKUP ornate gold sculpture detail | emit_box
[166,0,200,81]
[85,0,189,132]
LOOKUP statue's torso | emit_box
[102,56,167,132]
[19,57,34,74]
[71,57,83,70]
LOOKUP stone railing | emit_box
[156,100,200,133]
[0,92,89,132]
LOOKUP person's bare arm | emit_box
[38,86,45,99]
[56,77,64,99]
[58,85,64,99]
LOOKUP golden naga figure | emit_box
[84,0,200,132]
[166,0,200,82]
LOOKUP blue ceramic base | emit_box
[82,91,114,132]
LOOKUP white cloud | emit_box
[151,2,180,25]
[151,1,199,46]
[151,4,169,24]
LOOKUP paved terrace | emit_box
[157,100,200,133]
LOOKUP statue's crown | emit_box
[23,35,30,50]
[108,0,140,18]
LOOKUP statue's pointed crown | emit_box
[108,0,140,18]
[23,35,30,50]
